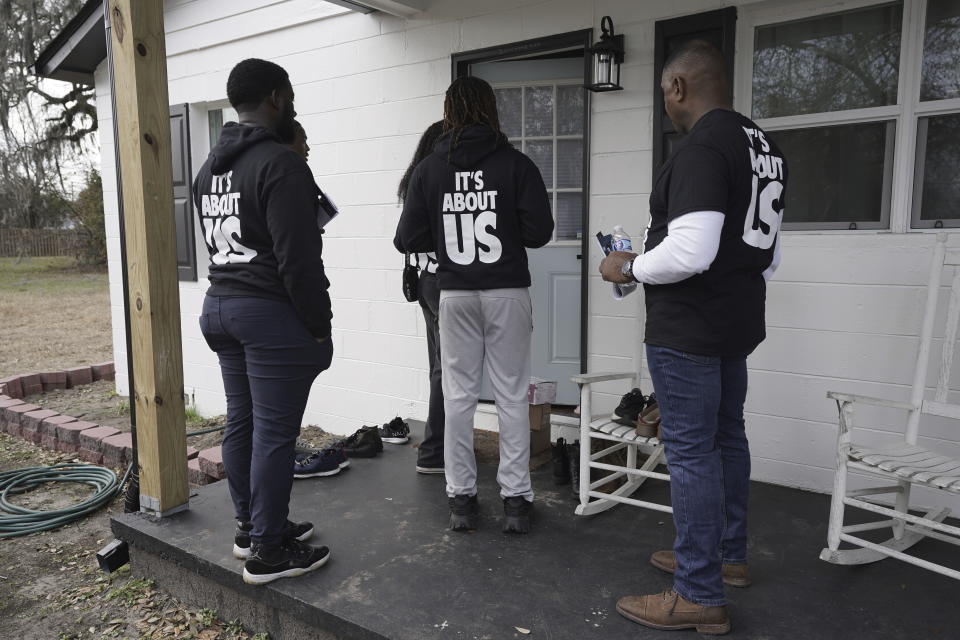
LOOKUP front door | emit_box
[469,54,588,406]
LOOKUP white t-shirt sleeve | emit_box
[632,210,725,285]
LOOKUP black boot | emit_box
[566,439,581,497]
[552,437,571,485]
[502,496,533,534]
[448,494,479,532]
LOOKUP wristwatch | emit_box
[621,258,638,283]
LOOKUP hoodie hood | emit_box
[209,123,281,173]
[433,124,509,169]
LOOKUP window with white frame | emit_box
[494,83,585,241]
[741,0,960,230]
[207,106,238,148]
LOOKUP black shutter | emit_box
[170,103,197,281]
[652,8,737,181]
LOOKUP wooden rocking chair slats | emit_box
[571,371,671,517]
[822,233,960,580]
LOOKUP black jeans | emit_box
[417,272,444,467]
[199,295,333,546]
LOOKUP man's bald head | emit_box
[661,39,732,133]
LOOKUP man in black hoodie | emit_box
[194,59,332,585]
[395,77,554,534]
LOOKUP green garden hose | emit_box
[0,462,131,539]
[0,424,222,538]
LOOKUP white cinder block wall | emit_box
[93,0,959,511]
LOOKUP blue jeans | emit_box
[646,345,751,606]
[200,295,333,547]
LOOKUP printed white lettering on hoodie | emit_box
[199,171,258,264]
[441,170,502,265]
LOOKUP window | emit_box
[208,106,238,148]
[913,0,960,226]
[494,83,585,241]
[741,0,960,230]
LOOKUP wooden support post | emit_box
[108,0,188,516]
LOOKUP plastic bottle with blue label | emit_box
[611,225,637,296]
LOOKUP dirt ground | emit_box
[0,432,271,640]
[0,256,274,639]
[0,257,113,379]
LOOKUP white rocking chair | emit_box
[571,371,670,516]
[822,233,960,580]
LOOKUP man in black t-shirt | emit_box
[600,40,785,634]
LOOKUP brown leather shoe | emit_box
[650,550,752,587]
[616,589,730,634]
[635,398,661,438]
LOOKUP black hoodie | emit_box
[192,123,332,338]
[394,124,553,290]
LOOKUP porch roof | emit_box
[32,0,426,85]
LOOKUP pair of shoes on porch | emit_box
[294,446,350,478]
[650,550,753,588]
[377,417,410,444]
[616,589,731,635]
[233,519,315,559]
[448,494,533,534]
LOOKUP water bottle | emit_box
[610,225,637,296]
[611,225,633,252]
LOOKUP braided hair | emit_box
[442,76,503,162]
[397,120,444,203]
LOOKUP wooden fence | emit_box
[0,228,80,258]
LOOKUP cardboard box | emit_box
[529,403,551,455]
[528,378,557,405]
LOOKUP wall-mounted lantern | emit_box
[586,16,625,92]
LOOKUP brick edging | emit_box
[0,362,114,399]
[0,373,223,488]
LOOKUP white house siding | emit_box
[93,0,960,512]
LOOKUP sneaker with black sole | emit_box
[416,463,444,474]
[242,538,330,585]
[502,496,533,534]
[233,519,315,559]
[613,387,647,426]
[448,494,479,531]
[378,417,410,444]
[552,437,571,485]
[294,449,345,478]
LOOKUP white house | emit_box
[36,0,960,511]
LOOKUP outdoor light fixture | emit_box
[586,16,625,92]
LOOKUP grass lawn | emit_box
[0,256,112,378]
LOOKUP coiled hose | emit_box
[0,463,132,539]
[0,424,225,538]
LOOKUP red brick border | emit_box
[0,365,221,485]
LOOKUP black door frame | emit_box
[653,7,737,182]
[451,29,593,376]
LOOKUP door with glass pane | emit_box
[483,81,585,405]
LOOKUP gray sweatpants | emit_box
[439,288,533,501]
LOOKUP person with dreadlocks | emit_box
[395,77,553,534]
[395,120,446,475]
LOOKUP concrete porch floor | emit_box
[112,422,959,640]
